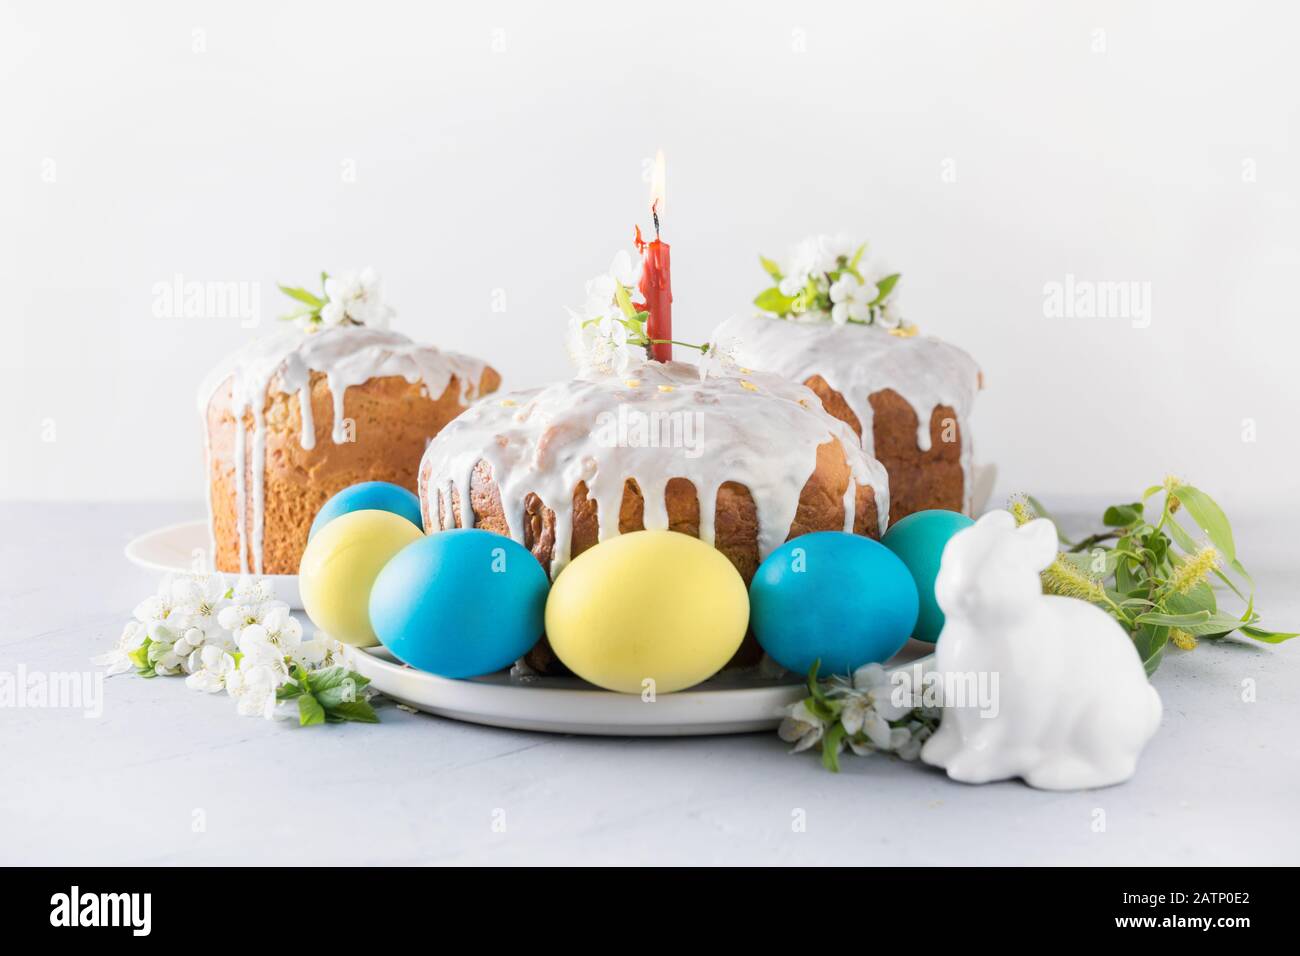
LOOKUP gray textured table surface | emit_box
[2,501,1297,866]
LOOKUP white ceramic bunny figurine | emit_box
[921,510,1162,790]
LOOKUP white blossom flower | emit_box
[320,267,395,329]
[166,574,234,670]
[218,579,290,644]
[319,298,346,327]
[850,662,914,720]
[778,700,827,753]
[567,310,639,376]
[787,235,827,280]
[608,249,642,290]
[697,338,740,382]
[817,233,858,267]
[145,623,187,675]
[778,274,807,297]
[132,575,183,629]
[230,576,276,605]
[828,273,877,325]
[235,608,303,682]
[226,662,285,720]
[185,645,237,693]
[879,296,903,330]
[895,721,933,761]
[294,631,348,670]
[848,723,913,757]
[91,620,148,676]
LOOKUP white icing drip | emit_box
[199,325,490,574]
[841,476,857,533]
[297,385,316,451]
[712,315,981,515]
[202,412,218,571]
[418,361,889,576]
[250,402,268,571]
[233,418,247,574]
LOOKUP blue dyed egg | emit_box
[882,509,975,643]
[369,529,548,678]
[750,532,919,676]
[309,481,423,539]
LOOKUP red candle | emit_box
[636,150,672,362]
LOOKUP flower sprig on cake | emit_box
[93,571,380,726]
[566,250,738,379]
[278,266,395,332]
[754,234,911,332]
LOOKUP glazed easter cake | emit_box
[418,359,889,672]
[200,273,499,575]
[716,235,981,520]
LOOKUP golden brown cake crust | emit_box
[804,375,963,521]
[206,366,500,574]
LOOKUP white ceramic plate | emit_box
[346,642,935,736]
[124,520,304,608]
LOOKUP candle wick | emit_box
[652,199,660,240]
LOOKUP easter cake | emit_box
[200,324,500,575]
[417,359,889,672]
[719,235,981,520]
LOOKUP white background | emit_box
[3,0,1298,511]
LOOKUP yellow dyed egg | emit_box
[299,509,423,646]
[545,530,749,694]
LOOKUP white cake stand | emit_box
[345,642,935,736]
[124,519,303,608]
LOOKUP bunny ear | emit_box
[977,510,1017,532]
[1017,518,1060,571]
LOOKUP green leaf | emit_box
[278,304,317,322]
[1238,625,1300,644]
[805,659,825,703]
[849,243,867,272]
[127,640,152,670]
[759,255,783,281]
[821,723,845,773]
[1180,611,1255,636]
[308,667,370,694]
[754,287,795,315]
[305,666,348,693]
[614,282,637,320]
[297,693,326,727]
[1103,502,1143,527]
[278,284,324,308]
[276,682,303,700]
[1170,484,1235,561]
[1165,582,1216,615]
[870,273,901,305]
[329,700,380,724]
[1135,610,1212,628]
[1132,624,1168,676]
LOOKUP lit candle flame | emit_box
[649,148,666,220]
